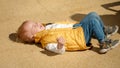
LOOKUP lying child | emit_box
[17,12,120,54]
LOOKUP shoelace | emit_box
[104,39,113,49]
[100,38,112,49]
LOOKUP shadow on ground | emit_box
[9,33,59,56]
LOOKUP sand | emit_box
[0,0,120,68]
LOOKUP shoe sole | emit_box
[99,48,111,54]
[107,26,119,38]
[111,40,120,49]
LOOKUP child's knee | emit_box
[90,18,99,24]
[89,12,97,15]
[88,12,98,17]
[87,12,100,20]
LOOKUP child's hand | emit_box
[57,36,65,49]
[57,36,65,45]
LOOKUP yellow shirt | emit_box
[34,27,87,51]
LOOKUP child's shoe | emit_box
[99,39,120,54]
[104,25,119,38]
[86,43,93,50]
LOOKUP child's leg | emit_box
[73,12,119,39]
[73,12,104,29]
[74,12,120,54]
[74,12,105,44]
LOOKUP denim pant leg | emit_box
[73,12,105,29]
[73,12,105,44]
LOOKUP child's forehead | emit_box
[22,22,34,30]
[25,21,35,25]
[24,21,35,27]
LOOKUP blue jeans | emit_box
[73,12,105,45]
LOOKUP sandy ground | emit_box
[0,0,120,68]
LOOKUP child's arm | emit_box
[45,37,65,54]
[45,44,65,54]
[57,37,65,49]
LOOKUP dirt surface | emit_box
[0,0,120,68]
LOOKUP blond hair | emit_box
[17,21,32,42]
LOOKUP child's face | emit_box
[23,21,45,42]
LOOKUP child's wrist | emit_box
[57,43,64,49]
